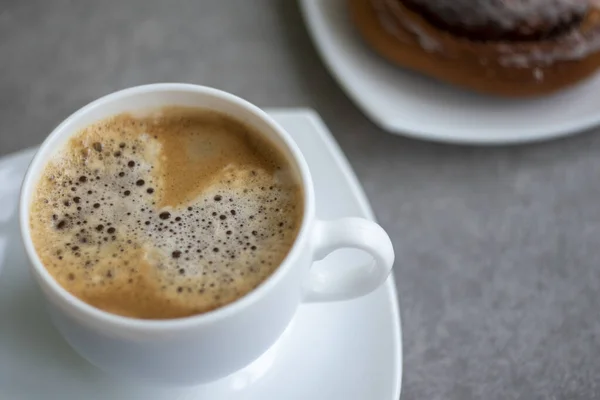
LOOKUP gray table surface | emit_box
[2,1,600,399]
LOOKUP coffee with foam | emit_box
[29,107,303,319]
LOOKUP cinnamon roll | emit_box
[349,0,600,96]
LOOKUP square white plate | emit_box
[0,109,402,400]
[300,0,600,145]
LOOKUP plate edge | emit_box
[298,0,599,146]
[297,1,398,136]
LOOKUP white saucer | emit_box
[0,109,402,400]
[300,0,600,145]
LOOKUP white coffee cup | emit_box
[19,83,395,385]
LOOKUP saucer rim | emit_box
[269,108,403,399]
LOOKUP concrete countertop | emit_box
[1,1,599,399]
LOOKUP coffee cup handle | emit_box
[304,217,395,302]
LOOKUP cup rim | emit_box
[19,83,315,332]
